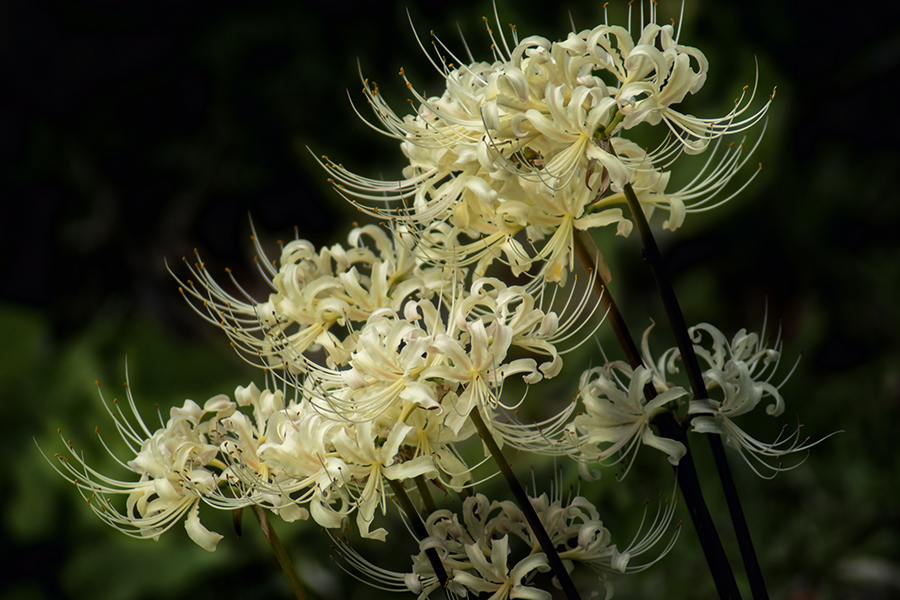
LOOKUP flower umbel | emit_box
[321,2,772,285]
[330,484,678,600]
[41,380,239,551]
[682,323,835,477]
[567,363,689,478]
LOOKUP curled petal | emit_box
[184,501,223,552]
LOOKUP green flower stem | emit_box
[573,229,642,365]
[469,407,582,600]
[573,230,743,600]
[251,505,309,600]
[621,181,767,600]
[387,478,450,591]
[710,433,767,599]
[414,475,439,514]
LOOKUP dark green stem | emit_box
[414,475,439,514]
[251,505,308,600]
[573,229,643,366]
[388,478,449,592]
[622,181,767,600]
[573,231,743,600]
[470,407,581,600]
[652,414,743,600]
[710,433,767,600]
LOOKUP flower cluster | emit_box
[566,363,690,478]
[44,385,241,551]
[332,487,678,600]
[322,4,770,284]
[46,214,608,549]
[683,323,834,477]
[177,222,603,434]
[42,4,804,599]
[559,321,829,480]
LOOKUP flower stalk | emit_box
[251,505,308,600]
[469,407,582,600]
[573,230,743,600]
[621,181,768,599]
[413,475,439,514]
[572,229,639,364]
[387,478,450,592]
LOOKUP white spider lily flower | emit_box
[394,272,606,444]
[537,489,679,599]
[232,398,441,537]
[454,536,552,600]
[568,364,688,477]
[679,323,835,478]
[690,324,786,416]
[467,275,606,378]
[173,224,441,374]
[41,382,239,552]
[337,311,441,421]
[218,384,310,523]
[226,397,354,529]
[555,7,771,153]
[400,402,476,490]
[515,168,630,285]
[460,274,603,383]
[424,318,540,435]
[332,420,439,541]
[331,486,678,599]
[293,270,589,428]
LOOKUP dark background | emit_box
[2,1,899,599]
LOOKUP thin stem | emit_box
[622,181,767,600]
[388,479,450,592]
[414,475,439,514]
[251,505,309,600]
[470,407,582,600]
[573,231,743,600]
[710,433,768,600]
[573,229,642,365]
[621,184,704,394]
[652,414,743,600]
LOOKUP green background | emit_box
[2,0,898,598]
